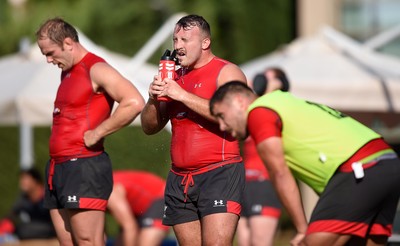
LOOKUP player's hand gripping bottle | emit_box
[157,49,177,101]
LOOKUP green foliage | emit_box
[0,126,171,219]
[104,126,171,178]
[0,0,295,65]
[165,0,295,64]
[84,0,166,57]
[0,127,20,218]
[32,127,50,174]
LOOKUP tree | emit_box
[0,0,295,64]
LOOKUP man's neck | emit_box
[72,43,89,66]
[192,51,215,70]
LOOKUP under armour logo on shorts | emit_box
[214,200,224,207]
[67,195,77,202]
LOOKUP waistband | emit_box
[339,152,397,173]
[50,151,103,164]
[170,157,242,202]
[338,139,395,172]
[47,152,103,190]
[245,169,268,181]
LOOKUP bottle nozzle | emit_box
[161,49,171,59]
[170,50,179,65]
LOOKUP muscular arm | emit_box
[140,75,170,135]
[256,137,308,243]
[107,184,139,246]
[164,63,247,122]
[84,62,145,146]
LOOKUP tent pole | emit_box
[19,123,33,169]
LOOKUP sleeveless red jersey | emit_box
[167,57,241,170]
[243,136,269,180]
[49,53,114,161]
[113,171,166,216]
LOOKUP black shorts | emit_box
[163,162,245,226]
[138,198,169,231]
[44,152,113,211]
[241,179,282,218]
[308,157,400,237]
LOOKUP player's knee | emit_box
[55,231,74,246]
[251,232,274,246]
[203,237,232,246]
[203,231,235,246]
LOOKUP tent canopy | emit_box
[240,26,400,143]
[240,26,400,113]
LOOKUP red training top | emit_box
[49,53,114,161]
[168,57,241,171]
[113,170,166,216]
[243,136,270,180]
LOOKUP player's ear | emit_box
[63,37,74,51]
[235,94,247,111]
[202,37,211,50]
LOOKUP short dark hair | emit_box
[36,17,79,47]
[267,67,290,92]
[20,168,43,184]
[210,81,253,115]
[176,14,211,37]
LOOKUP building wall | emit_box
[296,0,343,37]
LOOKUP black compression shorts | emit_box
[44,152,113,211]
[163,162,245,226]
[241,179,281,218]
[308,157,400,237]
